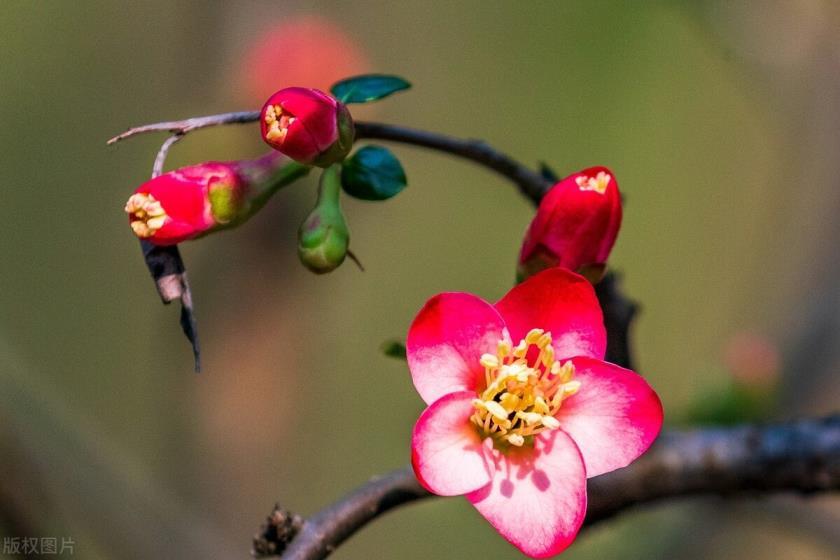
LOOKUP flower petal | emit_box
[557,357,663,478]
[467,430,587,558]
[519,167,622,275]
[407,293,507,405]
[411,391,492,496]
[495,267,606,360]
[142,174,209,227]
[279,119,320,163]
[279,87,339,151]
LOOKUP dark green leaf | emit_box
[380,339,407,360]
[331,74,411,104]
[341,146,407,201]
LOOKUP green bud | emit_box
[298,164,350,274]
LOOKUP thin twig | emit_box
[107,110,260,145]
[254,416,840,560]
[105,112,552,203]
[152,134,183,178]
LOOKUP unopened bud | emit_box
[125,154,308,246]
[125,163,245,246]
[518,166,622,283]
[261,87,354,167]
[298,164,350,273]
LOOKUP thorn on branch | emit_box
[252,506,305,558]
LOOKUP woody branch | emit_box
[254,416,840,560]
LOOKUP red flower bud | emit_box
[518,166,622,282]
[260,87,354,167]
[125,162,246,246]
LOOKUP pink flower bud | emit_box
[125,163,246,246]
[518,166,622,282]
[260,87,354,167]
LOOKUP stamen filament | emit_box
[471,329,581,449]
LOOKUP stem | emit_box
[316,163,343,206]
[105,112,551,203]
[256,416,840,560]
[354,121,550,203]
[242,156,311,219]
[107,110,260,145]
[152,134,183,177]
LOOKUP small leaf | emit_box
[331,74,411,104]
[341,145,407,201]
[381,339,407,360]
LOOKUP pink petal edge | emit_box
[557,357,663,478]
[495,267,606,360]
[467,430,587,558]
[407,292,508,405]
[411,391,492,496]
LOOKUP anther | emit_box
[484,401,509,422]
[541,416,561,430]
[525,329,544,344]
[480,353,499,368]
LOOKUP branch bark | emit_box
[354,121,550,203]
[253,416,840,560]
[107,110,260,145]
[107,113,550,203]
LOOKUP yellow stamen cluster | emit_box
[125,193,166,238]
[264,104,296,142]
[575,171,611,194]
[471,329,580,448]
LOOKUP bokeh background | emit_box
[1,1,838,559]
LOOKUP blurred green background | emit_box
[1,1,838,559]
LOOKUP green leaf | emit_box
[381,339,407,360]
[331,74,411,104]
[341,146,407,201]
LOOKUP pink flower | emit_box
[125,162,245,246]
[518,167,622,283]
[408,268,662,558]
[260,87,354,167]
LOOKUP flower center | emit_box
[125,193,167,238]
[264,104,297,143]
[575,171,611,194]
[470,329,580,448]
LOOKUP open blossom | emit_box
[408,268,662,557]
[260,87,354,167]
[518,166,622,283]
